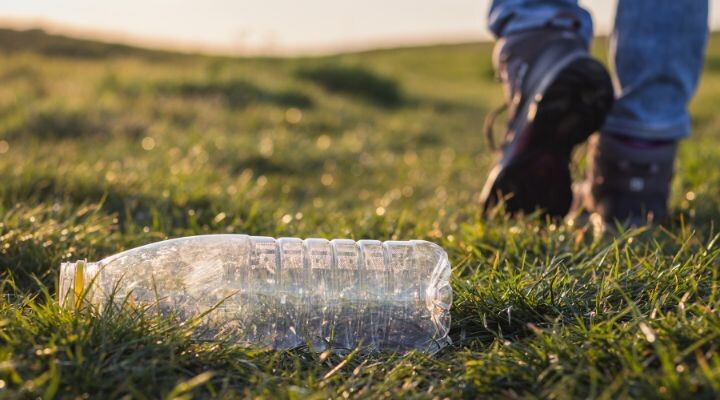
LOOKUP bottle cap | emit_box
[59,260,93,308]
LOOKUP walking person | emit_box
[479,0,709,226]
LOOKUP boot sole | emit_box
[481,57,614,217]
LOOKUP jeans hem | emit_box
[601,115,690,141]
[495,19,590,42]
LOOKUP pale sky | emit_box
[2,0,720,55]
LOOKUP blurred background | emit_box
[2,0,720,288]
[3,0,720,55]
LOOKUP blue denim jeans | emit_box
[489,0,708,141]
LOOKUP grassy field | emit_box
[1,28,720,399]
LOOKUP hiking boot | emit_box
[578,133,677,226]
[479,28,615,217]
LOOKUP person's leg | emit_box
[583,0,709,225]
[480,0,614,218]
[489,0,593,45]
[603,0,708,140]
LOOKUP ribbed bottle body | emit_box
[60,234,452,352]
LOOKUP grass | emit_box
[1,27,720,398]
[296,64,404,106]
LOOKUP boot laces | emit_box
[483,103,507,152]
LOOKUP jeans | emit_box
[489,0,708,141]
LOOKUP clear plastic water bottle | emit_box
[59,235,452,352]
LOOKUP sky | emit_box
[1,0,720,55]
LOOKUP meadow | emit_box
[1,28,720,398]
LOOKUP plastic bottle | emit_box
[59,234,452,352]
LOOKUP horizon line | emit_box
[0,17,495,57]
[2,16,718,58]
